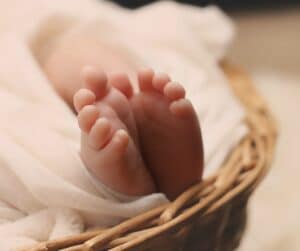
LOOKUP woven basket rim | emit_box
[23,62,277,251]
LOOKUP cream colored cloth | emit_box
[0,0,247,250]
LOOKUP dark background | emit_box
[110,0,300,10]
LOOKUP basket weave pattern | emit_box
[24,63,277,251]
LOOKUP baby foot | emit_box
[130,69,204,199]
[73,67,156,196]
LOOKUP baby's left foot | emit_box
[73,67,156,196]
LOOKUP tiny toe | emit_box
[138,68,155,92]
[81,66,109,99]
[170,99,195,118]
[152,73,171,92]
[88,118,112,150]
[164,82,186,101]
[106,129,129,154]
[73,89,96,112]
[108,72,133,98]
[78,105,99,132]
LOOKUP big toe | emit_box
[81,66,109,99]
[109,72,133,98]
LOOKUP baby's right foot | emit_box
[73,67,156,196]
[130,69,204,199]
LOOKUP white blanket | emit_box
[0,0,247,250]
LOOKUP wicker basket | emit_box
[23,63,277,251]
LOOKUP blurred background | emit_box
[110,0,300,10]
[111,1,300,251]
